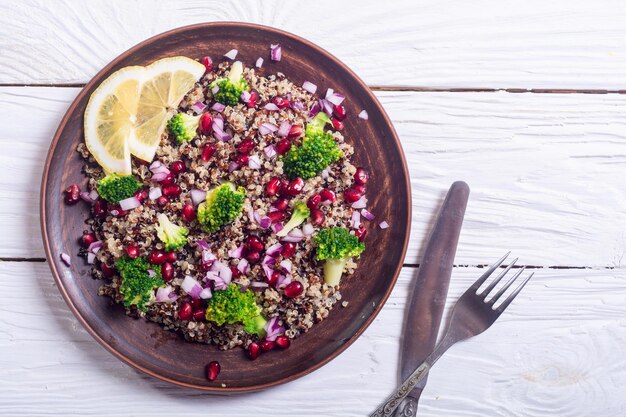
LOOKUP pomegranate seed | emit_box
[272,198,289,211]
[352,184,366,194]
[100,262,115,278]
[285,178,304,196]
[281,242,296,258]
[161,263,174,282]
[229,265,241,278]
[199,113,213,135]
[237,138,255,154]
[206,361,221,381]
[331,118,344,131]
[201,143,216,161]
[277,178,290,196]
[246,235,264,252]
[165,251,177,263]
[193,308,205,321]
[126,245,139,259]
[310,209,325,226]
[272,96,289,109]
[201,56,213,73]
[191,298,202,309]
[284,281,304,298]
[156,196,168,207]
[266,270,279,287]
[354,168,369,185]
[355,227,368,242]
[134,189,148,203]
[334,104,347,121]
[160,173,175,185]
[64,184,81,205]
[267,211,285,224]
[307,193,321,210]
[287,125,303,140]
[233,154,249,166]
[246,251,261,263]
[246,90,259,108]
[80,232,97,247]
[265,177,281,197]
[170,161,186,175]
[247,342,261,360]
[149,250,165,265]
[181,203,196,223]
[319,189,336,203]
[260,340,276,352]
[93,200,107,218]
[275,139,291,155]
[344,188,362,203]
[162,184,181,198]
[178,302,193,320]
[275,335,291,350]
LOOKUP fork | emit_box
[370,253,534,417]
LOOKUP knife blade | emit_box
[394,181,469,416]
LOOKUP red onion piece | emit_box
[147,269,156,278]
[224,49,238,60]
[88,240,103,254]
[149,160,170,175]
[264,317,285,341]
[156,286,174,302]
[182,275,203,299]
[196,239,210,251]
[211,102,225,113]
[280,232,304,243]
[271,223,284,234]
[206,270,228,291]
[320,98,334,116]
[263,103,279,111]
[80,191,97,204]
[308,102,321,118]
[228,162,239,172]
[270,44,282,61]
[349,210,361,229]
[211,85,219,94]
[277,274,292,289]
[351,195,368,209]
[327,92,345,106]
[213,125,231,142]
[192,101,207,113]
[279,259,292,273]
[119,196,141,211]
[277,121,291,137]
[302,81,317,94]
[358,109,369,120]
[255,57,264,68]
[89,189,99,201]
[148,187,162,200]
[258,122,278,135]
[291,101,305,111]
[379,221,389,229]
[264,144,277,159]
[241,90,251,102]
[248,155,262,170]
[228,245,244,259]
[325,88,334,99]
[190,189,207,206]
[258,216,271,229]
[86,252,96,264]
[237,258,249,274]
[60,253,71,266]
[265,243,283,257]
[213,262,233,284]
[250,281,269,289]
[200,287,213,299]
[302,223,314,236]
[151,172,168,182]
[321,168,330,179]
[361,208,376,221]
[262,263,274,281]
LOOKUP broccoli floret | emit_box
[276,201,310,237]
[155,213,189,251]
[314,227,365,286]
[210,61,248,106]
[197,183,245,232]
[283,113,343,180]
[115,256,164,311]
[97,174,142,203]
[167,113,200,144]
[205,283,267,337]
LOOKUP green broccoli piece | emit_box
[167,112,200,144]
[314,227,365,286]
[97,174,142,203]
[283,113,343,180]
[197,183,245,232]
[115,256,164,311]
[210,61,248,106]
[276,201,310,237]
[205,283,267,337]
[155,213,188,251]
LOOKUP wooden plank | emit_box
[2,0,626,89]
[2,87,626,266]
[1,262,624,416]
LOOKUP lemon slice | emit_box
[130,57,205,162]
[84,66,144,174]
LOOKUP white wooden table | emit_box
[2,1,626,416]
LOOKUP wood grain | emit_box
[2,0,626,89]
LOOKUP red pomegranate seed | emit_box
[355,227,368,242]
[310,209,324,226]
[237,138,255,154]
[260,340,276,352]
[284,281,304,298]
[229,265,241,278]
[272,96,289,109]
[199,113,213,135]
[266,270,279,287]
[178,302,193,320]
[277,178,290,196]
[109,205,126,217]
[160,173,175,185]
[149,250,165,265]
[354,168,369,185]
[126,245,139,259]
[246,251,261,263]
[201,143,216,161]
[156,196,168,207]
[265,177,281,197]
[246,235,264,252]
[100,262,116,278]
[319,189,336,203]
[162,184,181,198]
[80,232,97,247]
[275,335,291,350]
[201,56,213,73]
[161,262,174,282]
[352,184,366,194]
[307,193,321,210]
[64,184,81,205]
[275,139,291,155]
[233,154,249,166]
[272,198,289,211]
[170,161,186,175]
[134,189,148,203]
[281,242,296,258]
[285,178,304,196]
[331,118,344,131]
[191,298,202,309]
[93,200,107,218]
[193,308,205,321]
[267,211,286,224]
[181,203,196,222]
[247,342,261,360]
[287,125,303,140]
[344,188,362,203]
[165,251,177,263]
[333,104,347,121]
[206,361,221,381]
[246,90,259,108]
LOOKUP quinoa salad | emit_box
[62,46,385,378]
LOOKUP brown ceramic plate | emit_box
[41,22,410,392]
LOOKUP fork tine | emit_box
[470,252,511,292]
[479,258,518,297]
[487,266,526,305]
[496,272,534,312]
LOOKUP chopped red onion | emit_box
[351,195,368,209]
[196,239,210,250]
[255,57,264,68]
[279,259,292,273]
[291,101,305,111]
[258,122,278,135]
[60,252,71,266]
[200,287,213,299]
[88,240,103,254]
[241,90,251,102]
[280,228,305,243]
[80,191,98,204]
[201,248,217,270]
[151,172,169,182]
[379,221,390,229]
[211,85,219,94]
[277,121,291,137]
[224,49,238,60]
[308,102,321,118]
[213,126,232,142]
[147,269,156,278]
[211,102,225,113]
[149,160,170,175]
[264,316,285,341]
[237,258,249,274]
[248,155,262,170]
[228,162,239,172]
[361,209,376,221]
[321,168,330,179]
[250,281,269,289]
[325,88,334,99]
[349,210,361,229]
[258,216,272,229]
[119,196,141,211]
[262,254,276,267]
[265,243,283,257]
[86,252,96,264]
[228,244,244,259]
[192,101,207,113]
[320,98,334,116]
[264,103,280,111]
[277,274,292,289]
[270,43,282,61]
[262,263,274,281]
[190,189,207,206]
[302,81,317,94]
[264,144,277,159]
[302,223,314,236]
[212,115,224,129]
[148,187,162,200]
[213,262,233,284]
[182,275,203,299]
[271,223,284,234]
[206,270,228,291]
[327,92,345,106]
[358,109,369,120]
[89,189,99,201]
[156,286,174,302]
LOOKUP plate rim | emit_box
[40,21,411,392]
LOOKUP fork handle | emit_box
[369,362,431,417]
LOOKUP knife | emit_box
[393,181,470,416]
